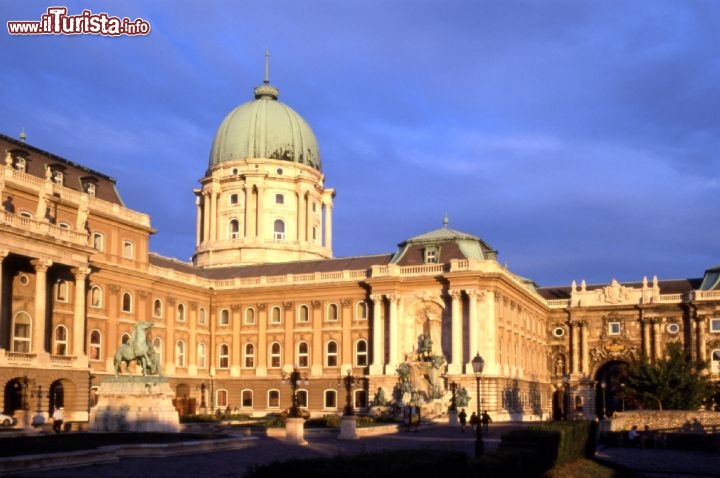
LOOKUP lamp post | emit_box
[281,366,309,445]
[338,369,358,416]
[282,366,308,418]
[471,353,485,458]
[620,382,626,412]
[600,380,607,419]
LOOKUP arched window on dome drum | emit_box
[273,219,285,241]
[229,219,240,239]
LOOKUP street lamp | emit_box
[337,369,359,416]
[448,381,458,411]
[620,382,626,412]
[471,353,485,458]
[600,380,607,419]
[282,366,308,418]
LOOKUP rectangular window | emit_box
[710,318,720,333]
[608,322,621,335]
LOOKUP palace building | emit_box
[1,70,719,425]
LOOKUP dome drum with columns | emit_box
[194,58,334,268]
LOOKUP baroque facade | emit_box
[1,74,719,425]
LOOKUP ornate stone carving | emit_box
[341,298,352,307]
[283,302,293,310]
[597,279,631,304]
[311,300,321,309]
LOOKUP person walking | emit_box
[458,408,467,433]
[481,410,492,432]
[52,407,64,434]
[469,411,479,433]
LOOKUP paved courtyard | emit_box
[6,423,720,478]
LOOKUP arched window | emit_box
[89,329,101,360]
[244,308,255,325]
[197,342,207,369]
[153,337,163,363]
[55,280,69,302]
[355,302,368,320]
[122,292,133,313]
[244,343,255,368]
[324,390,337,409]
[54,325,68,356]
[90,286,103,308]
[121,333,131,345]
[229,193,239,205]
[218,343,230,369]
[177,304,185,322]
[229,219,240,239]
[297,341,309,368]
[153,299,163,318]
[12,312,31,353]
[297,304,309,323]
[269,342,281,368]
[270,306,281,324]
[175,340,186,368]
[268,390,280,408]
[241,389,253,408]
[273,219,285,241]
[326,340,338,367]
[355,339,368,367]
[327,303,338,321]
[220,309,230,326]
[198,307,207,325]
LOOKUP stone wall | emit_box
[609,410,720,433]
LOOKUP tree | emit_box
[625,342,713,410]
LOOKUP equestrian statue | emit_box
[113,321,162,376]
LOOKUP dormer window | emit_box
[424,246,439,264]
[14,155,26,172]
[48,165,65,185]
[81,177,98,197]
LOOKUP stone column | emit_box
[256,304,267,376]
[256,185,264,240]
[188,302,198,376]
[448,289,463,374]
[231,305,241,377]
[642,318,652,360]
[467,290,480,365]
[571,321,580,374]
[71,267,90,356]
[31,258,52,353]
[297,191,305,242]
[209,188,218,241]
[369,294,384,375]
[387,294,399,373]
[580,321,589,374]
[652,319,662,361]
[0,250,7,313]
[697,316,707,362]
[323,200,333,251]
[244,186,251,238]
[306,194,313,244]
[202,190,211,245]
[194,195,202,246]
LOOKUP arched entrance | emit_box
[173,383,195,416]
[3,377,30,414]
[594,360,629,418]
[49,380,65,414]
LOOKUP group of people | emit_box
[458,408,491,433]
[628,424,663,448]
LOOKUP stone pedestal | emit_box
[339,415,358,440]
[285,417,308,445]
[448,409,458,426]
[89,376,180,432]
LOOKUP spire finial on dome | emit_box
[264,48,270,84]
[254,49,279,100]
[443,213,449,228]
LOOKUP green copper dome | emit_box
[209,79,321,171]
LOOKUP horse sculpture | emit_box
[113,321,158,376]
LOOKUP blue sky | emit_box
[2,1,719,287]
